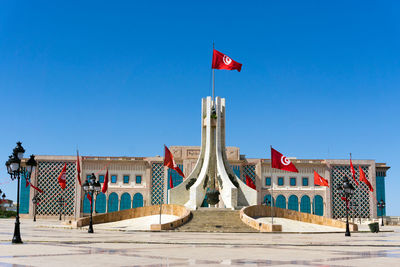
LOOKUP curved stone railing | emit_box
[240,205,358,232]
[75,204,191,231]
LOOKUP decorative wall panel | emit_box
[36,161,76,216]
[331,165,370,219]
[151,162,164,205]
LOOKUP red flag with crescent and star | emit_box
[169,174,174,189]
[212,49,242,72]
[314,171,329,187]
[57,163,67,190]
[164,145,185,178]
[76,151,82,186]
[350,157,359,186]
[359,166,373,192]
[102,168,109,193]
[245,174,256,189]
[271,147,299,173]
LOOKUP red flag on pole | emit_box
[76,151,82,186]
[350,157,359,186]
[169,174,174,189]
[29,182,43,194]
[102,169,109,193]
[57,163,67,190]
[87,193,92,205]
[212,49,242,72]
[271,147,299,173]
[245,174,256,189]
[359,166,373,192]
[164,145,185,178]
[313,171,329,187]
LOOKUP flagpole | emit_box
[212,42,215,101]
[270,145,274,225]
[313,170,315,215]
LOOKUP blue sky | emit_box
[1,1,399,215]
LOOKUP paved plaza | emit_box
[0,219,399,266]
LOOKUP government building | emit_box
[19,97,390,221]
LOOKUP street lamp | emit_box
[32,194,40,222]
[82,173,101,233]
[336,176,355,237]
[57,196,64,221]
[5,142,36,244]
[377,199,386,226]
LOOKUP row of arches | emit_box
[264,194,324,216]
[83,192,144,214]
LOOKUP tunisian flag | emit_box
[169,174,174,189]
[271,147,299,173]
[164,145,185,178]
[102,168,109,193]
[245,174,256,189]
[359,166,373,192]
[350,157,359,186]
[212,49,242,72]
[314,171,329,187]
[58,163,67,190]
[76,151,82,186]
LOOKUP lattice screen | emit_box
[151,162,164,205]
[331,165,370,219]
[243,165,256,184]
[36,161,76,216]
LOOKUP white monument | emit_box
[168,97,257,210]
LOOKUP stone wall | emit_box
[240,205,358,232]
[75,204,190,230]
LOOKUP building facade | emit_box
[19,148,389,220]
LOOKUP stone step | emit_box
[175,209,258,233]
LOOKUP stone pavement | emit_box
[0,218,399,266]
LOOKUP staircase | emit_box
[175,208,258,233]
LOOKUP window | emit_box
[99,175,104,183]
[278,177,284,186]
[123,175,129,184]
[290,177,296,186]
[302,177,309,186]
[265,177,271,186]
[136,175,142,184]
[111,175,117,183]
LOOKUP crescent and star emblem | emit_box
[281,156,291,166]
[223,55,232,65]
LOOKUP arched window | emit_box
[313,195,324,216]
[132,193,144,208]
[300,195,311,214]
[288,195,299,211]
[108,192,119,213]
[83,193,91,214]
[276,195,286,209]
[120,193,132,210]
[263,194,275,206]
[95,193,106,213]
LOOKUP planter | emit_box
[368,222,379,233]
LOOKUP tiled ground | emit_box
[0,219,399,266]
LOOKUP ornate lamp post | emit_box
[5,142,36,244]
[336,176,355,237]
[57,196,64,221]
[377,199,386,226]
[32,194,40,222]
[82,173,101,233]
